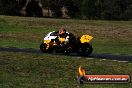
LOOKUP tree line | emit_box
[0,0,132,20]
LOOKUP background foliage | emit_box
[0,0,132,20]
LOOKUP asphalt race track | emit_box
[0,47,132,61]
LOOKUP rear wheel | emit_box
[77,43,93,56]
[40,43,53,53]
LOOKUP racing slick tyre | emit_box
[77,43,93,56]
[40,43,53,53]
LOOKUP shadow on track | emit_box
[0,47,132,61]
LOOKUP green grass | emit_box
[0,51,132,88]
[0,40,39,49]
[0,16,132,88]
[0,16,132,55]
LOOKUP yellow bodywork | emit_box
[43,34,93,50]
[80,35,93,43]
[58,37,66,43]
[44,40,51,44]
[44,40,51,49]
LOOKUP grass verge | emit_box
[0,16,132,55]
[0,51,132,88]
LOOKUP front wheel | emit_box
[77,43,93,56]
[40,43,53,53]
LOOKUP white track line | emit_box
[118,61,129,63]
[86,58,94,60]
